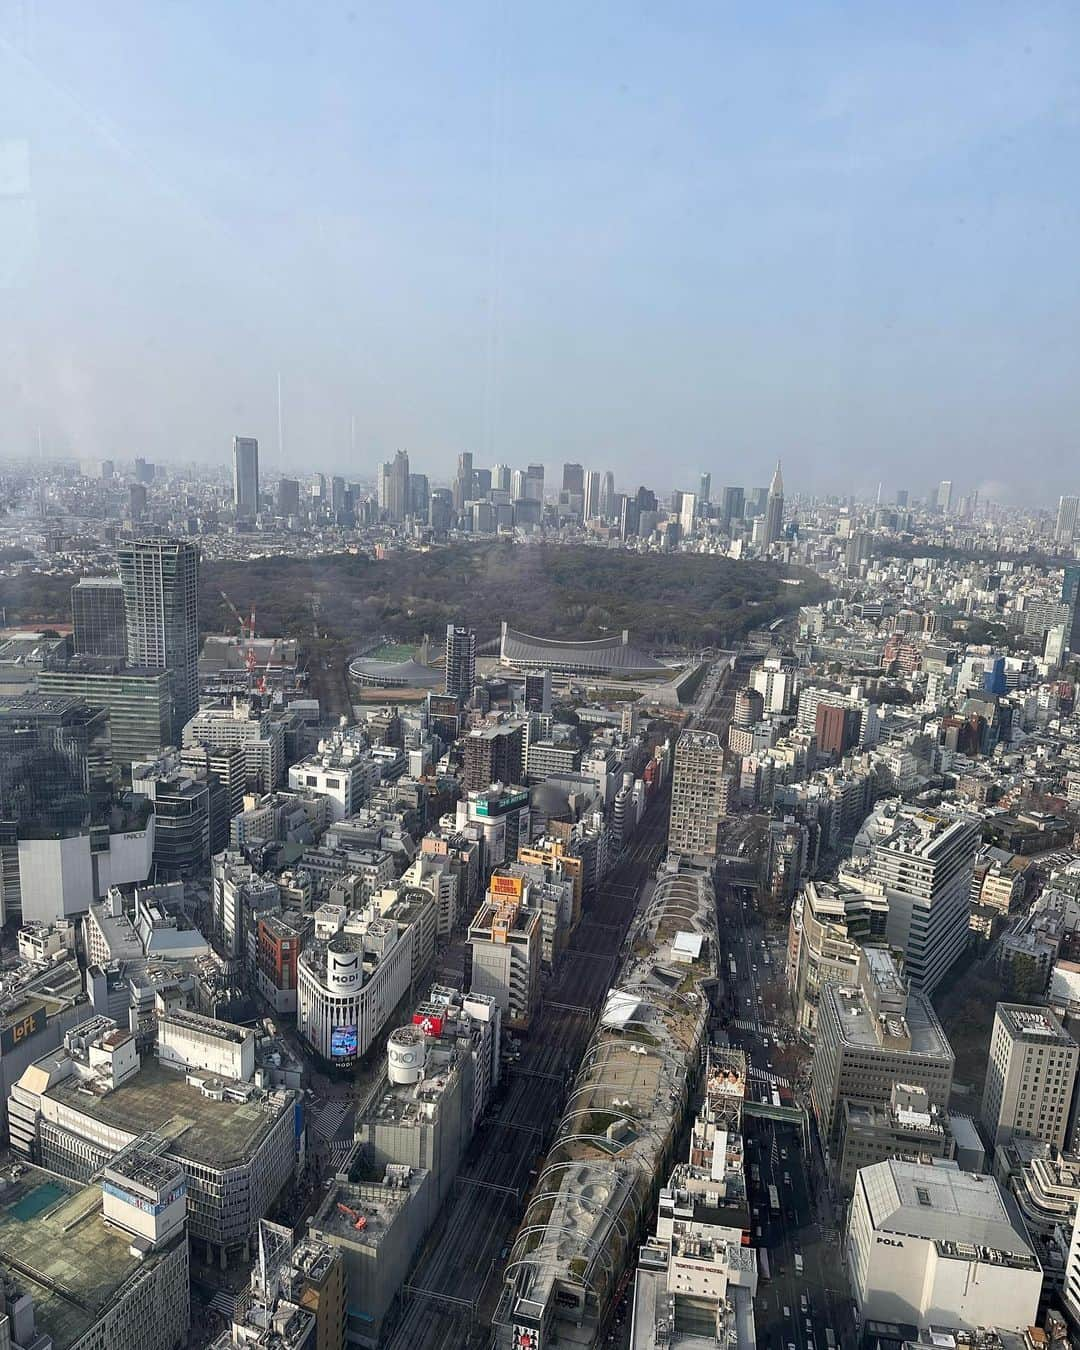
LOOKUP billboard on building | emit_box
[490,874,524,900]
[412,1012,444,1037]
[331,1025,358,1059]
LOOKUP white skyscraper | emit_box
[1055,494,1079,545]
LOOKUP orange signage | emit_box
[490,874,524,899]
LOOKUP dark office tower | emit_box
[473,468,492,498]
[128,482,147,521]
[463,721,524,793]
[233,436,260,519]
[523,669,552,716]
[635,485,657,515]
[330,475,347,516]
[429,488,453,534]
[409,473,430,522]
[895,489,909,509]
[719,486,744,531]
[0,694,112,831]
[119,538,200,741]
[699,472,711,505]
[764,461,784,547]
[1065,566,1080,656]
[277,477,301,516]
[134,457,155,484]
[620,496,640,540]
[562,463,585,495]
[72,577,127,659]
[454,452,474,513]
[601,471,615,517]
[445,624,477,699]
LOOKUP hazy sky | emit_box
[1,2,1078,503]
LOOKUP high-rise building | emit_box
[0,694,112,829]
[463,720,525,793]
[276,476,300,516]
[37,660,172,780]
[444,624,477,699]
[118,538,200,740]
[492,464,512,492]
[454,451,474,513]
[981,1003,1079,1152]
[409,472,430,521]
[330,475,347,515]
[936,479,953,514]
[133,456,155,483]
[429,488,453,533]
[233,436,259,519]
[863,805,980,994]
[763,461,784,547]
[698,471,711,505]
[895,488,909,508]
[678,491,697,536]
[600,470,615,518]
[387,449,410,521]
[719,485,744,531]
[561,462,584,495]
[72,576,127,659]
[583,469,602,521]
[128,482,147,520]
[1056,495,1079,545]
[668,730,726,858]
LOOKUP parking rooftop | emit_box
[48,1055,286,1166]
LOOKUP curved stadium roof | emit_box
[500,622,666,676]
[347,655,444,689]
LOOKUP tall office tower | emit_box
[128,483,147,521]
[620,496,640,539]
[311,472,325,503]
[980,1004,1079,1152]
[936,479,953,514]
[699,471,711,505]
[445,624,477,699]
[763,461,785,547]
[454,452,474,513]
[562,462,584,495]
[511,468,527,501]
[233,436,259,519]
[276,477,300,516]
[867,807,980,994]
[601,470,615,517]
[679,491,697,536]
[133,457,154,483]
[526,463,545,502]
[429,488,453,533]
[72,576,127,659]
[1064,565,1080,656]
[1056,495,1080,545]
[719,485,744,531]
[895,488,909,508]
[492,464,512,492]
[329,475,347,516]
[473,467,492,498]
[100,459,114,480]
[582,470,602,521]
[387,449,410,521]
[463,721,525,792]
[378,461,392,514]
[668,730,726,858]
[409,473,430,521]
[118,538,200,740]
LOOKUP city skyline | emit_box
[2,4,1079,503]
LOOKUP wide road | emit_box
[715,878,856,1350]
[387,787,673,1350]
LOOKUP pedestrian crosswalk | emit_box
[748,1066,791,1088]
[309,1098,352,1140]
[326,1140,356,1173]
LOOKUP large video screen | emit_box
[331,1024,358,1059]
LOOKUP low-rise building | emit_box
[836,1082,955,1198]
[848,1158,1042,1333]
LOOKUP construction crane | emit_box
[220,590,249,640]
